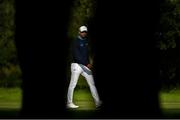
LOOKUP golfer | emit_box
[67,25,102,109]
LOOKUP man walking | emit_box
[67,26,102,109]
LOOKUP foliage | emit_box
[0,65,21,87]
[159,0,180,89]
[0,0,22,88]
[67,0,96,40]
[159,0,180,50]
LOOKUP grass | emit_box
[160,88,180,118]
[72,84,180,118]
[0,84,179,118]
[69,76,180,118]
[66,87,98,118]
[0,88,22,118]
[0,88,22,109]
[74,88,96,110]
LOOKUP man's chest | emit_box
[79,41,88,48]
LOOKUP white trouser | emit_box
[67,63,101,106]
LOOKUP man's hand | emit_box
[87,64,93,69]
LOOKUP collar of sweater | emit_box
[78,35,86,40]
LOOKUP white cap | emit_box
[79,26,88,32]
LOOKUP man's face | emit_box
[79,31,87,38]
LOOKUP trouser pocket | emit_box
[71,63,82,73]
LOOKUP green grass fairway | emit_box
[0,88,22,117]
[74,89,96,110]
[66,88,98,118]
[0,85,179,118]
[0,88,22,109]
[72,86,180,118]
[160,88,180,118]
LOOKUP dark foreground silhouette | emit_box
[11,0,170,118]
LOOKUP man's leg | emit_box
[81,65,102,107]
[67,63,81,106]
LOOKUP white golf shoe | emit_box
[66,103,79,109]
[96,101,102,109]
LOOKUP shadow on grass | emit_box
[162,109,180,118]
[0,108,179,118]
[65,109,102,118]
[0,108,20,118]
[0,108,100,118]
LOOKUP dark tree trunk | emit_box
[91,0,162,118]
[15,0,73,118]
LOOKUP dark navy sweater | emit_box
[72,36,89,66]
